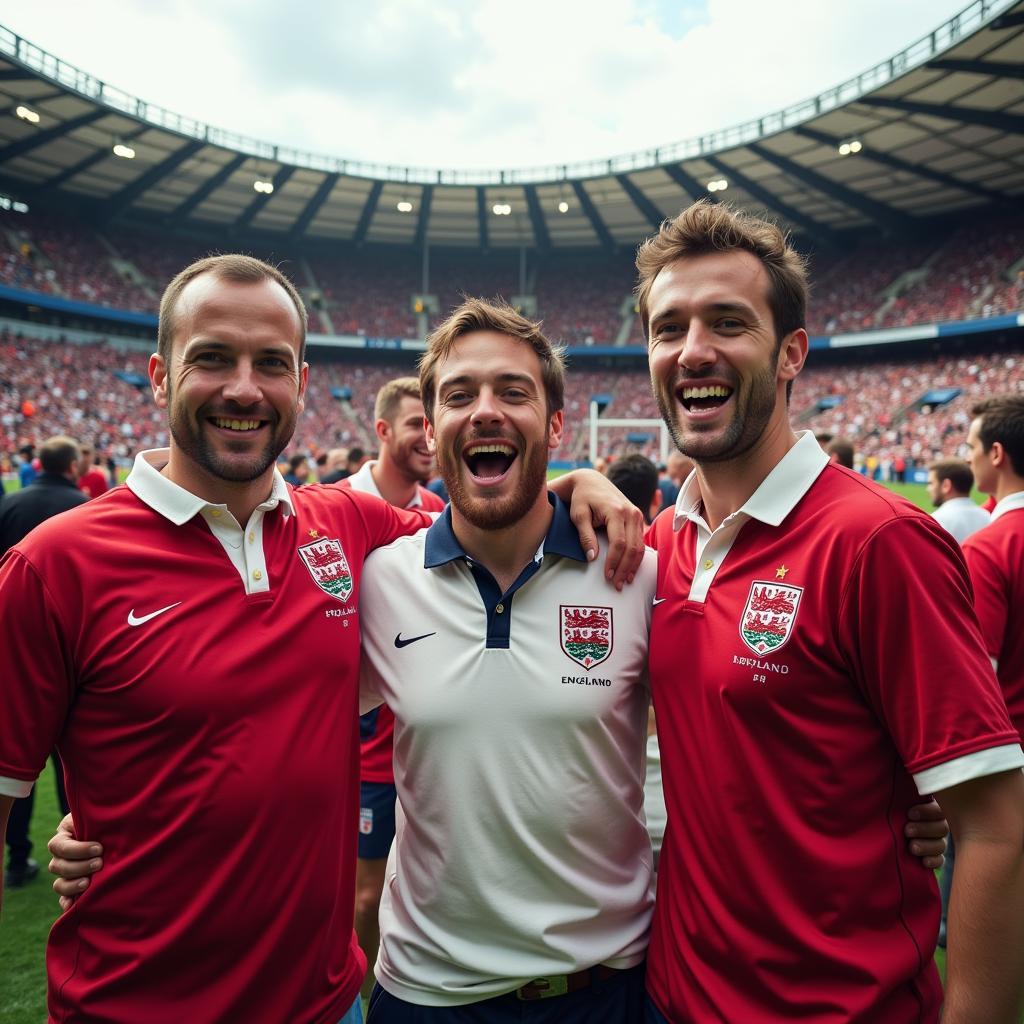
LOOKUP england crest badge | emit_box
[560,605,613,670]
[739,581,802,655]
[298,537,353,602]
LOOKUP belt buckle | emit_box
[516,975,569,1000]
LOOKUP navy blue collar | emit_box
[424,492,587,569]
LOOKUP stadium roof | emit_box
[0,0,1021,252]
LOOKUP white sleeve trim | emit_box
[0,775,34,799]
[990,655,999,672]
[913,744,1024,796]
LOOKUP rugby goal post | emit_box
[588,400,672,465]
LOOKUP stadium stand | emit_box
[3,208,1021,342]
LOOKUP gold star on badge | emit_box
[308,529,319,539]
[775,565,789,580]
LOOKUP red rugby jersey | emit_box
[963,495,1024,740]
[0,473,430,1023]
[644,442,1020,1023]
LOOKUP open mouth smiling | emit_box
[677,384,734,415]
[209,417,266,432]
[463,441,518,482]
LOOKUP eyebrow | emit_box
[439,371,537,389]
[649,301,757,326]
[183,339,298,364]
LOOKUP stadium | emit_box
[1,1,1023,1021]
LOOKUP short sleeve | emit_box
[0,550,75,785]
[837,515,1019,786]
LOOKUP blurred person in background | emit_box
[1,434,85,889]
[77,443,109,499]
[342,376,445,1000]
[927,458,989,545]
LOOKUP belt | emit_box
[515,964,622,1001]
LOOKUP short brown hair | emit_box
[635,200,809,344]
[928,458,974,496]
[375,377,423,423]
[39,435,80,475]
[419,297,565,423]
[157,254,307,364]
[826,437,855,470]
[971,395,1024,477]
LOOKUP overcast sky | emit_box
[7,0,977,171]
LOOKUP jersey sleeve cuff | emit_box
[913,743,1024,795]
[0,776,34,799]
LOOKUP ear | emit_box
[375,417,390,444]
[548,409,564,451]
[777,328,808,387]
[990,440,1007,470]
[425,417,437,454]
[296,362,309,416]
[150,352,168,409]
[940,478,953,499]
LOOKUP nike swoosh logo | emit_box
[394,632,436,648]
[652,598,667,606]
[127,602,182,627]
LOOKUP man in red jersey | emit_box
[963,395,1024,741]
[636,202,1024,1024]
[343,375,445,999]
[0,254,643,1024]
[76,443,110,499]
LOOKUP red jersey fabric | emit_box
[0,475,430,1023]
[644,443,1020,1024]
[963,498,1024,740]
[78,468,109,499]
[339,468,446,784]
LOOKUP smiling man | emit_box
[357,299,658,1022]
[638,202,1024,1024]
[0,255,440,1023]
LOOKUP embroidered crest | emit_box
[739,581,803,655]
[298,537,353,602]
[560,605,613,670]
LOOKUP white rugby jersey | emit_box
[359,496,657,1006]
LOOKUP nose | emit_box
[222,360,263,406]
[470,386,503,427]
[678,320,716,372]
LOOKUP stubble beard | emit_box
[166,382,292,484]
[656,360,779,466]
[438,433,549,531]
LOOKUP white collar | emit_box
[346,458,423,509]
[125,448,295,525]
[673,430,829,532]
[991,490,1024,523]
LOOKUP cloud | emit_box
[4,0,974,170]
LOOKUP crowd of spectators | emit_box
[4,207,1019,343]
[4,324,1021,480]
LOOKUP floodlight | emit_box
[839,139,862,156]
[850,140,862,153]
[707,179,728,192]
[492,203,511,216]
[558,201,569,213]
[397,200,413,213]
[253,179,274,194]
[113,142,136,160]
[15,105,40,124]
